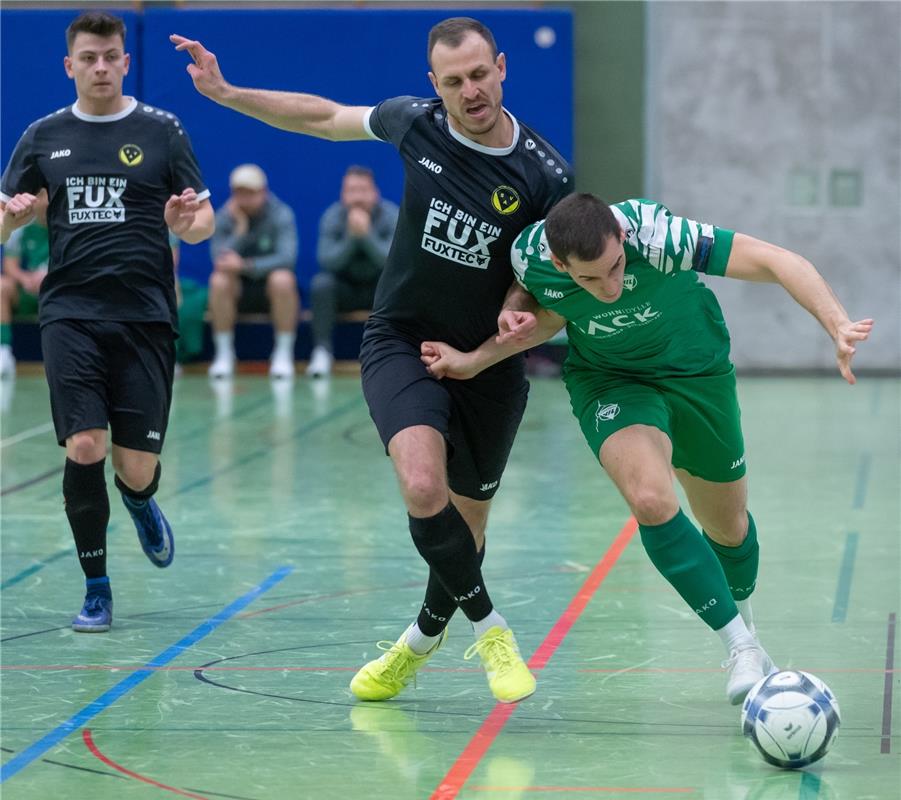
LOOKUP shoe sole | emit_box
[72,623,111,633]
[495,685,537,704]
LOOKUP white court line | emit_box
[0,422,54,449]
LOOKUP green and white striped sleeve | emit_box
[612,198,734,277]
[510,221,546,289]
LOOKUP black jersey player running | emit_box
[1,12,214,632]
[172,17,571,703]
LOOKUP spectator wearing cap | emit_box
[208,163,299,379]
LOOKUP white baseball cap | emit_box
[229,163,268,191]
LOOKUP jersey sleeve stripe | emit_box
[362,107,382,141]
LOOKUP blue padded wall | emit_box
[2,8,572,292]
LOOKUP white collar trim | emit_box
[446,109,519,156]
[72,97,137,122]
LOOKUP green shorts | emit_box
[13,290,39,317]
[563,365,746,482]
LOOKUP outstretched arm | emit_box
[422,306,565,380]
[724,233,873,384]
[170,35,371,141]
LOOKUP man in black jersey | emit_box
[1,12,214,632]
[173,16,570,703]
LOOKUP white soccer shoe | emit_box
[0,347,16,379]
[208,351,235,379]
[306,346,333,378]
[724,640,776,705]
[269,350,295,380]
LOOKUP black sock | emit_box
[63,458,110,579]
[417,545,486,636]
[409,503,493,623]
[115,462,161,505]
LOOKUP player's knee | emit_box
[400,472,448,517]
[628,488,678,527]
[67,431,106,464]
[208,271,234,295]
[115,462,157,493]
[267,269,296,296]
[704,513,749,547]
[310,272,335,294]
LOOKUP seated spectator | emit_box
[1,189,49,379]
[208,164,299,379]
[307,166,398,377]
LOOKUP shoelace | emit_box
[374,640,416,686]
[463,631,518,674]
[721,644,758,671]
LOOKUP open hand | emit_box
[835,318,874,384]
[165,188,201,238]
[170,34,230,101]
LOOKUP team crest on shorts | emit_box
[490,185,521,215]
[595,401,620,430]
[119,144,144,167]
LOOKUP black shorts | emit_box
[41,319,175,453]
[360,330,528,500]
[238,275,270,314]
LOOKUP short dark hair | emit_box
[545,193,621,264]
[66,11,126,52]
[345,165,374,182]
[427,17,498,66]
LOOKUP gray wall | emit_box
[644,1,900,372]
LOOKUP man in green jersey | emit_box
[0,189,49,378]
[420,193,873,704]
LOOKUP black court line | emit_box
[0,745,260,800]
[882,611,896,754]
[0,393,274,498]
[0,465,65,498]
[171,395,363,496]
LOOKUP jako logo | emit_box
[146,430,161,441]
[50,149,71,159]
[544,288,564,299]
[418,156,443,174]
[480,480,499,492]
[730,455,746,469]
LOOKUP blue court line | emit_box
[852,452,871,510]
[798,769,822,799]
[0,565,293,784]
[0,549,70,591]
[831,532,859,623]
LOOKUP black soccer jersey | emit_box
[364,96,572,352]
[1,98,209,330]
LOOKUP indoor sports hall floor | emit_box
[1,373,898,800]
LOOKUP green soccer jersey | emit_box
[511,199,736,378]
[4,221,49,273]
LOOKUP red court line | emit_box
[82,729,211,799]
[430,517,638,800]
[469,787,693,794]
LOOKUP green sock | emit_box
[639,509,738,630]
[703,512,759,601]
[0,323,11,346]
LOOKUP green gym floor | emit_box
[1,372,898,800]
